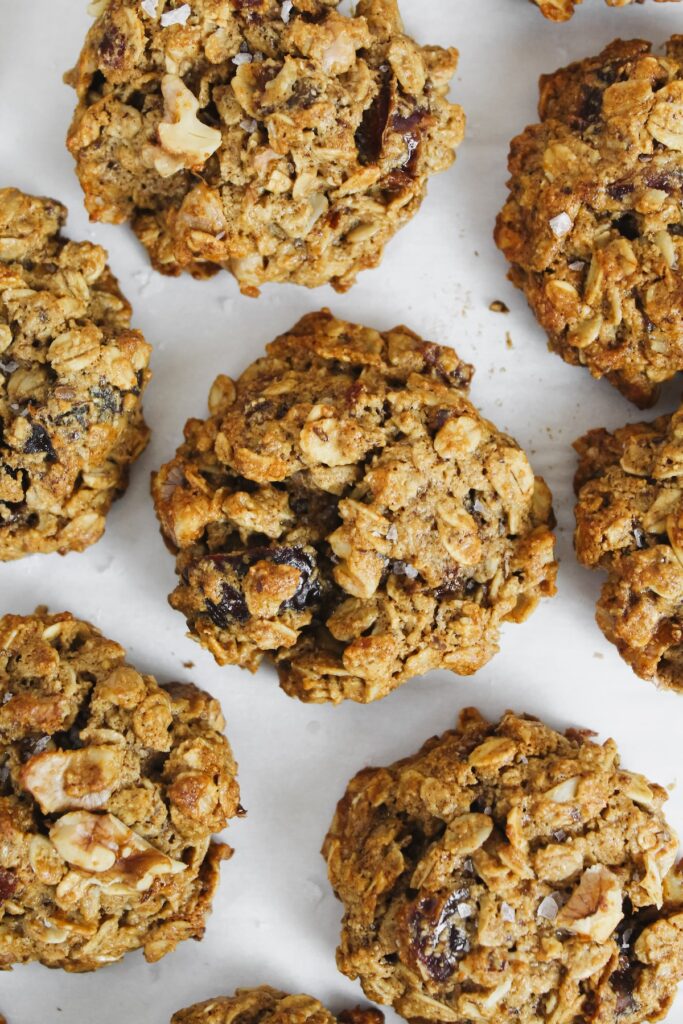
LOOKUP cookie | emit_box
[170,985,383,1024]
[65,0,464,295]
[0,610,240,972]
[574,406,683,691]
[323,707,683,1024]
[533,0,679,21]
[152,310,557,704]
[495,38,683,407]
[0,187,151,559]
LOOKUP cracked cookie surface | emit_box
[0,187,151,559]
[152,310,557,704]
[532,0,679,21]
[0,610,240,972]
[323,708,683,1024]
[495,38,683,407]
[170,985,383,1024]
[575,406,683,692]
[66,0,464,295]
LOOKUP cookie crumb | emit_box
[489,300,509,314]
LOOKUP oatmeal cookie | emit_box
[495,38,683,407]
[533,0,679,21]
[574,405,683,691]
[324,708,683,1024]
[65,0,464,295]
[152,310,557,704]
[0,187,151,559]
[0,610,240,972]
[170,985,383,1024]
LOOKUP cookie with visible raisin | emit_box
[65,0,464,295]
[495,38,683,407]
[170,985,383,1024]
[323,708,683,1024]
[152,310,557,704]
[0,610,240,972]
[574,405,683,691]
[0,187,150,559]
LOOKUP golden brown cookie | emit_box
[0,187,151,559]
[0,610,240,972]
[574,406,683,691]
[495,38,683,407]
[170,985,383,1024]
[323,708,683,1024]
[65,0,464,295]
[152,310,557,704]
[533,0,679,21]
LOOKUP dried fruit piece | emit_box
[0,609,240,971]
[152,311,556,704]
[324,708,683,1024]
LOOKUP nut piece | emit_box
[154,75,222,177]
[152,311,557,704]
[50,811,186,890]
[21,745,124,813]
[557,865,623,942]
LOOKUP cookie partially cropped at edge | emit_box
[0,187,151,559]
[574,406,683,692]
[152,310,557,704]
[323,707,683,1024]
[0,610,240,972]
[170,985,383,1024]
[533,0,679,22]
[495,38,683,408]
[65,0,464,296]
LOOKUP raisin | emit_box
[23,423,57,462]
[0,869,17,902]
[356,75,391,165]
[408,889,471,982]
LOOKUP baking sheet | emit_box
[2,1,683,1021]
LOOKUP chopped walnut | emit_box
[152,75,222,178]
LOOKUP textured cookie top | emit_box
[152,311,557,704]
[533,0,679,21]
[0,187,151,559]
[171,985,383,1024]
[575,407,683,691]
[323,708,683,1024]
[66,0,463,294]
[495,38,683,407]
[0,610,239,971]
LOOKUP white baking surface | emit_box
[2,1,683,1020]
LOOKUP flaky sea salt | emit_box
[568,260,585,271]
[386,524,398,542]
[403,563,418,579]
[501,902,516,923]
[161,3,191,25]
[537,895,559,921]
[240,119,258,133]
[281,0,294,22]
[457,903,473,919]
[141,0,158,16]
[549,212,572,238]
[233,51,253,65]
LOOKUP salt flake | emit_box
[141,0,158,16]
[537,895,558,921]
[457,903,473,919]
[501,902,516,923]
[240,119,258,133]
[549,212,573,238]
[281,0,294,22]
[233,52,253,65]
[161,3,191,25]
[568,260,585,271]
[386,524,398,542]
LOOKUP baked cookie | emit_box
[152,310,557,704]
[323,708,683,1024]
[65,0,464,295]
[574,406,683,691]
[0,610,240,972]
[495,38,683,407]
[533,0,679,21]
[170,985,383,1024]
[0,187,151,559]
